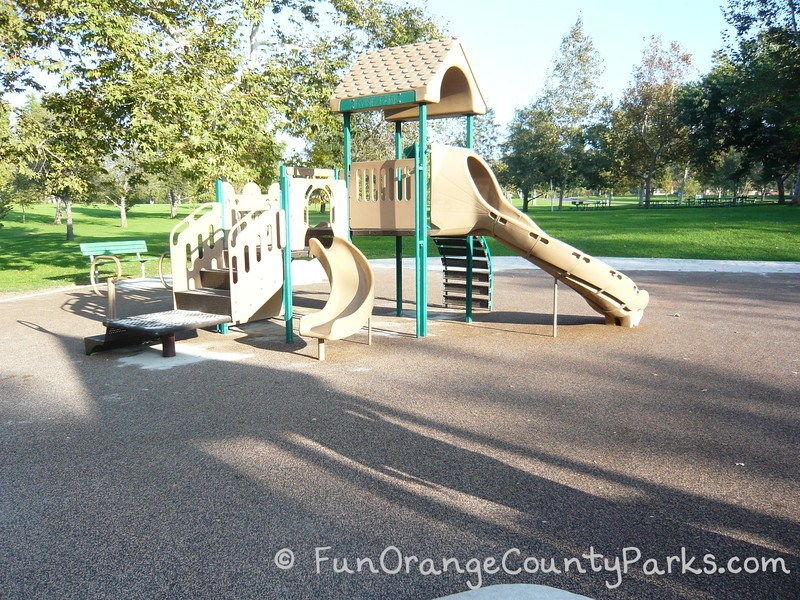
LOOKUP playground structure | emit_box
[164,168,372,359]
[85,36,649,359]
[330,36,649,332]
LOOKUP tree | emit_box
[0,103,13,226]
[428,108,501,161]
[708,0,800,204]
[9,95,103,240]
[503,16,606,210]
[5,0,444,227]
[279,0,443,166]
[614,38,693,206]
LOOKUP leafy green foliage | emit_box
[681,1,800,204]
[501,17,606,209]
[614,38,693,206]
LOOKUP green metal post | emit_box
[214,179,229,334]
[343,113,352,188]
[395,121,403,316]
[465,115,475,324]
[280,165,293,343]
[343,114,353,244]
[215,178,226,231]
[416,104,428,337]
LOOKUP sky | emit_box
[419,0,732,125]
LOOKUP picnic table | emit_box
[570,199,609,210]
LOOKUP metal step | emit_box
[174,288,232,315]
[441,257,491,271]
[443,272,491,284]
[199,268,230,290]
[442,295,492,310]
[432,236,494,312]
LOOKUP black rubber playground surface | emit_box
[1,266,797,599]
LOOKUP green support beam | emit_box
[465,115,475,324]
[280,165,293,343]
[215,179,229,335]
[395,121,403,317]
[343,113,352,185]
[416,104,428,338]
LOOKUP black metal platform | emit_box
[84,310,231,357]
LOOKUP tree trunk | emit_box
[792,162,800,206]
[522,188,530,212]
[119,196,128,228]
[557,187,564,211]
[21,204,26,223]
[65,195,74,241]
[53,196,62,225]
[777,176,786,204]
[169,189,180,219]
[679,164,689,205]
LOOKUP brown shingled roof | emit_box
[331,37,487,122]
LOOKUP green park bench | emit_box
[79,240,158,285]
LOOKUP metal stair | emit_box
[432,236,493,310]
[173,260,234,315]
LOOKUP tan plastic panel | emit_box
[350,159,416,231]
[430,144,649,327]
[168,184,285,325]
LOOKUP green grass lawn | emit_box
[0,203,195,292]
[508,201,799,261]
[1,200,798,293]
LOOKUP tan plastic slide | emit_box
[299,236,375,359]
[430,144,649,327]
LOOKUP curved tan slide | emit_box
[299,237,375,359]
[430,144,649,327]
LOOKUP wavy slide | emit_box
[429,144,649,327]
[299,237,375,359]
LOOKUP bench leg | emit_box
[161,334,177,357]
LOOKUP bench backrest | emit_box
[79,240,148,257]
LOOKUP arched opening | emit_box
[467,156,503,211]
[438,66,473,113]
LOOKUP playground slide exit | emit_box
[299,237,375,343]
[429,144,649,327]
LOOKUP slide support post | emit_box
[553,278,559,338]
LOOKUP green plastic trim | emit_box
[339,90,417,112]
[481,235,493,310]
